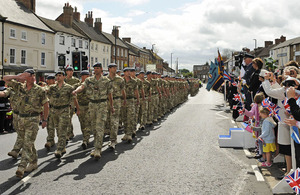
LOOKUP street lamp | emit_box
[113,25,121,67]
[171,53,173,76]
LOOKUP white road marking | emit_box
[252,165,265,181]
[215,111,229,119]
[231,120,235,124]
[243,149,252,157]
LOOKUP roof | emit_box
[257,44,277,57]
[124,41,149,56]
[73,20,110,44]
[272,36,300,50]
[102,31,128,48]
[39,17,87,39]
[0,0,53,33]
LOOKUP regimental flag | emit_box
[217,49,224,77]
[223,70,233,82]
[285,168,300,194]
[206,60,224,91]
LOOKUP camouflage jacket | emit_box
[125,77,138,98]
[108,75,125,98]
[76,81,89,106]
[3,87,22,112]
[151,79,159,94]
[65,76,80,89]
[135,77,144,98]
[9,80,48,114]
[142,79,151,97]
[47,82,74,107]
[83,75,113,100]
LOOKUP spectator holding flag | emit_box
[249,58,263,97]
[259,107,277,167]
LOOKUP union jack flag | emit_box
[273,106,281,121]
[232,105,237,110]
[232,82,237,87]
[233,94,241,101]
[285,168,300,194]
[238,109,244,115]
[282,98,291,113]
[262,98,271,107]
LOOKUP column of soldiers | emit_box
[2,63,193,179]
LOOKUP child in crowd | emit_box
[259,108,277,167]
[244,92,265,159]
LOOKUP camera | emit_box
[282,79,297,87]
[234,52,245,68]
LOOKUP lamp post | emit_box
[113,25,120,67]
[253,39,257,49]
[171,53,173,76]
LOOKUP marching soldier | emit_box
[47,71,80,158]
[64,66,80,140]
[44,75,56,150]
[73,63,114,160]
[137,71,151,130]
[146,71,154,126]
[151,72,161,122]
[75,70,91,149]
[4,69,49,178]
[107,63,126,149]
[122,68,139,143]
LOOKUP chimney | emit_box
[17,0,36,12]
[143,47,146,49]
[73,6,80,21]
[264,41,273,48]
[275,38,280,45]
[59,3,73,27]
[112,27,119,38]
[94,18,102,32]
[122,37,131,43]
[280,35,286,43]
[84,11,94,27]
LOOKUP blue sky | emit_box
[37,0,300,71]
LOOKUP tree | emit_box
[222,48,236,59]
[179,68,190,74]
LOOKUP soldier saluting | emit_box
[73,63,114,160]
[4,69,49,178]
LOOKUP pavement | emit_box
[0,87,281,194]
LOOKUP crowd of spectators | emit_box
[226,54,300,180]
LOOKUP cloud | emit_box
[127,10,146,17]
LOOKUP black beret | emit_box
[123,67,130,72]
[139,71,145,74]
[108,63,117,68]
[66,66,74,71]
[93,63,102,68]
[80,70,89,76]
[46,75,55,80]
[244,53,254,59]
[146,71,152,75]
[55,71,65,76]
[116,70,121,73]
[24,69,35,74]
[121,73,124,76]
[129,68,136,72]
[103,72,108,76]
[135,73,139,76]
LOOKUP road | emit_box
[0,87,273,194]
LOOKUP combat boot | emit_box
[25,162,38,172]
[109,141,117,150]
[140,125,145,130]
[8,150,19,159]
[44,142,54,150]
[132,130,136,138]
[90,150,95,157]
[16,166,25,178]
[81,141,88,150]
[94,149,101,160]
[55,148,66,159]
[121,134,129,141]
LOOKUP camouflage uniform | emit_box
[107,75,125,144]
[44,85,55,147]
[135,77,143,125]
[140,79,151,128]
[147,78,154,124]
[76,82,91,146]
[151,78,159,122]
[9,80,48,170]
[64,76,80,139]
[123,77,138,138]
[83,75,112,155]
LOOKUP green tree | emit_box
[179,68,190,74]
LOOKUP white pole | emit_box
[224,79,227,108]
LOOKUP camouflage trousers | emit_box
[78,104,90,143]
[67,104,75,138]
[135,101,141,124]
[152,94,159,121]
[139,99,148,127]
[11,112,23,152]
[90,102,107,151]
[53,107,70,152]
[119,102,126,127]
[147,96,154,124]
[107,99,121,142]
[124,99,136,136]
[46,108,55,144]
[18,115,39,168]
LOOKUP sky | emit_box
[36,0,300,71]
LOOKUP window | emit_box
[121,61,123,68]
[41,52,46,66]
[103,46,105,52]
[95,44,98,51]
[79,40,83,48]
[21,31,27,41]
[10,49,16,64]
[95,57,98,63]
[21,50,26,65]
[71,38,76,47]
[91,43,94,50]
[85,41,88,49]
[125,50,127,57]
[113,46,115,56]
[121,49,123,57]
[91,57,94,65]
[41,33,46,45]
[107,46,109,52]
[10,29,16,38]
[103,59,105,67]
[117,48,119,57]
[59,36,65,45]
